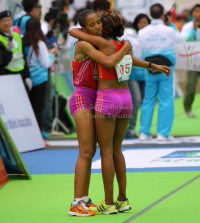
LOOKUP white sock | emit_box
[73,198,82,205]
[82,196,89,203]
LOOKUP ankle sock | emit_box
[72,198,82,205]
[82,196,89,203]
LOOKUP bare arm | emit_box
[79,41,131,68]
[132,56,171,76]
[69,28,109,49]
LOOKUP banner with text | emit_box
[174,42,200,71]
[0,75,44,153]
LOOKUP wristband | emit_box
[148,62,153,72]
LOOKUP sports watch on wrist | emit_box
[148,62,153,72]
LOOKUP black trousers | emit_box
[42,69,53,132]
[29,82,47,131]
[184,71,199,112]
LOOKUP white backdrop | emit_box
[0,75,44,153]
[174,42,200,71]
[0,0,7,11]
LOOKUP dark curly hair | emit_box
[101,11,124,38]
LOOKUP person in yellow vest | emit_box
[0,10,32,91]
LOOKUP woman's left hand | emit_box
[152,64,171,77]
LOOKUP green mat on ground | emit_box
[134,177,200,223]
[1,172,200,223]
[135,93,200,136]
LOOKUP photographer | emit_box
[51,1,70,45]
[182,4,200,118]
[0,10,32,91]
[41,12,55,36]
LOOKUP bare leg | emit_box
[95,111,116,205]
[113,117,130,201]
[74,110,95,199]
[82,139,97,197]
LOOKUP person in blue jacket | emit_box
[18,0,41,36]
[138,4,183,141]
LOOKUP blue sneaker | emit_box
[42,132,49,138]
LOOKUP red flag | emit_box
[0,156,9,188]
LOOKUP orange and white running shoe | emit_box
[68,200,96,217]
[84,198,97,208]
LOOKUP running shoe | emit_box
[157,134,174,142]
[139,133,152,141]
[89,200,118,214]
[68,200,96,217]
[115,198,132,212]
[84,198,97,208]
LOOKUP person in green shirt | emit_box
[0,10,32,91]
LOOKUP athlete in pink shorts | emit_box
[69,10,170,214]
[68,10,131,217]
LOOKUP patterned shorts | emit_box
[94,89,132,117]
[70,87,97,115]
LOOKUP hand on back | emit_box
[152,64,171,77]
[122,40,132,50]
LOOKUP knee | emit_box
[79,146,94,160]
[100,148,113,158]
[113,149,122,158]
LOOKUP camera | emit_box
[50,0,69,32]
[46,1,69,40]
[164,11,172,23]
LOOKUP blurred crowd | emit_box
[0,0,199,140]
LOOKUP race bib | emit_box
[115,55,132,82]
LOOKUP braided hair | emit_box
[78,9,98,27]
[101,11,124,38]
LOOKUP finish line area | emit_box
[1,145,200,223]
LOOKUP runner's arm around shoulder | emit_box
[79,41,131,68]
[68,28,109,49]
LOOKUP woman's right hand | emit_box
[49,47,58,55]
[122,40,132,50]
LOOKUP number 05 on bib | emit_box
[115,55,132,82]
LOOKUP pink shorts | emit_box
[94,89,133,117]
[70,87,97,115]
